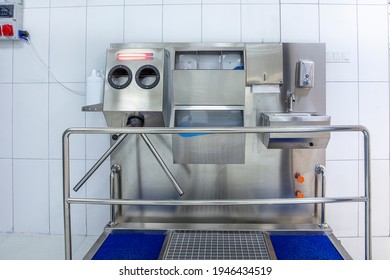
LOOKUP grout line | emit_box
[240,0,242,43]
[47,3,52,234]
[318,1,321,43]
[85,2,89,233]
[123,3,126,43]
[279,0,282,43]
[161,3,164,42]
[201,0,203,42]
[355,3,361,238]
[11,39,15,233]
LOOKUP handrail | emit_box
[62,125,371,260]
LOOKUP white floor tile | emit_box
[73,235,100,260]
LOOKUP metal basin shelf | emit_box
[259,112,331,149]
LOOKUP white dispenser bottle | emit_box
[86,69,104,105]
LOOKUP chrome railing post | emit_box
[363,129,372,260]
[62,130,72,260]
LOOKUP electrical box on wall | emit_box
[0,1,23,40]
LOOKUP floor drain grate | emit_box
[162,230,271,260]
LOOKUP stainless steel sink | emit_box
[259,112,331,149]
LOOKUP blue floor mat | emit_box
[92,231,166,260]
[270,234,343,260]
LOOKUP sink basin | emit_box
[259,112,331,149]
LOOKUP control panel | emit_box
[0,1,23,40]
[296,59,314,88]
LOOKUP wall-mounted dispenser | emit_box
[295,59,315,88]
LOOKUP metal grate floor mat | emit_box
[162,230,272,260]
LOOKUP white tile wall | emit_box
[13,159,49,234]
[203,0,240,3]
[357,5,389,82]
[281,0,318,3]
[49,160,86,235]
[163,5,201,42]
[86,5,124,80]
[241,4,280,43]
[281,4,319,43]
[202,4,241,42]
[124,5,163,42]
[242,0,279,3]
[319,0,356,3]
[49,83,86,160]
[88,0,124,5]
[357,0,387,4]
[0,41,13,83]
[49,7,86,83]
[358,82,389,160]
[86,113,110,160]
[359,160,390,237]
[326,82,359,160]
[0,84,12,159]
[125,0,162,4]
[23,0,50,8]
[51,0,87,7]
[13,8,50,83]
[164,0,201,4]
[325,161,359,237]
[13,83,48,159]
[86,160,110,235]
[320,5,358,82]
[0,2,388,260]
[0,160,13,232]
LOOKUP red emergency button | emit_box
[2,24,14,37]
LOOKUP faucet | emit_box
[286,91,295,113]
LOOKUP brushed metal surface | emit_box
[103,48,170,127]
[172,108,245,164]
[259,112,331,149]
[246,44,283,85]
[97,43,327,227]
[173,70,245,106]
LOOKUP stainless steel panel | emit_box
[173,70,245,105]
[103,48,170,127]
[172,108,245,164]
[94,43,327,232]
[281,43,326,115]
[259,112,331,149]
[246,44,283,85]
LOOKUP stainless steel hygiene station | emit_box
[63,43,371,260]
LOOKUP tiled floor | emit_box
[0,233,389,260]
[0,233,99,260]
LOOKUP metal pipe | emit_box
[315,164,326,226]
[62,131,72,260]
[62,125,368,136]
[363,130,372,260]
[73,134,127,192]
[67,196,367,206]
[109,164,121,226]
[140,133,184,196]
